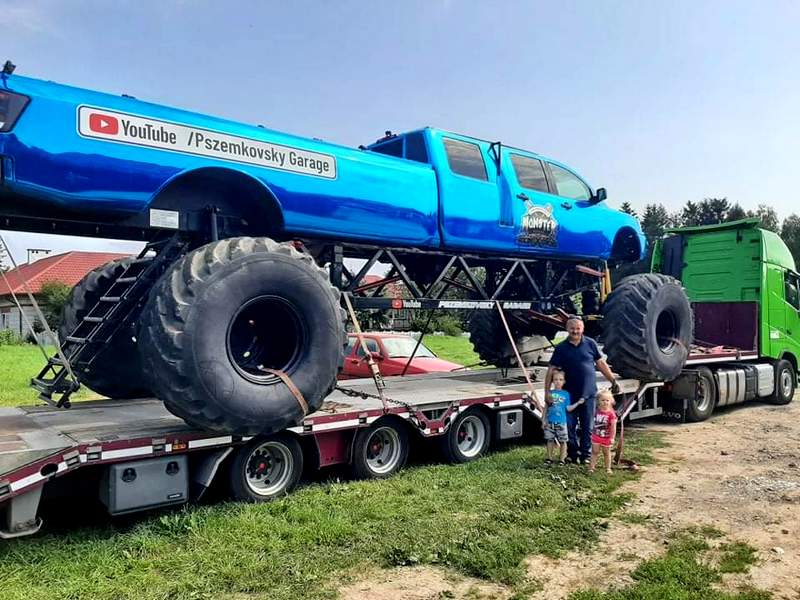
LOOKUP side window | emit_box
[371,138,403,158]
[443,138,488,181]
[345,337,357,356]
[355,339,380,357]
[548,163,591,201]
[785,272,800,310]
[510,154,548,193]
[405,132,429,164]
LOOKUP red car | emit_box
[339,333,464,379]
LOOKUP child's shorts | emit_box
[591,434,613,447]
[544,422,568,443]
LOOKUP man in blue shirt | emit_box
[545,316,619,464]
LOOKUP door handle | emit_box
[561,201,573,209]
[517,192,529,201]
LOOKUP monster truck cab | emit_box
[367,129,645,264]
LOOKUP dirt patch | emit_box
[339,565,510,600]
[340,399,800,599]
[526,400,800,599]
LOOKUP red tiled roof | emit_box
[0,251,130,296]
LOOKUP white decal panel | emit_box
[77,106,337,179]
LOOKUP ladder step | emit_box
[66,336,87,344]
[83,316,104,323]
[31,378,51,394]
[116,277,138,283]
[100,296,121,302]
[131,256,155,264]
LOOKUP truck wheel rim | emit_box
[696,378,711,412]
[227,295,306,384]
[781,369,793,397]
[365,427,402,474]
[456,415,486,458]
[245,442,293,495]
[655,310,678,353]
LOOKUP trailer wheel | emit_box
[350,421,409,479]
[229,434,303,502]
[58,257,150,399]
[768,360,795,405]
[468,311,551,368]
[602,273,693,381]
[138,237,346,435]
[685,367,717,422]
[440,409,491,463]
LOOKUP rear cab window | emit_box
[369,131,429,164]
[548,162,591,200]
[443,138,488,181]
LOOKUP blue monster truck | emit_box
[0,66,651,434]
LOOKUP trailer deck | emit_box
[0,369,640,504]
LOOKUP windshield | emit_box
[381,337,436,358]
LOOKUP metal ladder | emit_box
[31,233,188,407]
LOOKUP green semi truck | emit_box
[610,218,798,423]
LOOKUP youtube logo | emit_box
[89,113,119,135]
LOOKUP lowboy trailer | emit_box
[0,339,781,540]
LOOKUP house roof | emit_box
[0,251,130,296]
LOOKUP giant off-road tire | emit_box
[138,237,346,435]
[602,273,693,381]
[58,257,150,399]
[468,311,551,368]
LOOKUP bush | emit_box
[409,313,463,336]
[0,329,22,345]
[39,281,72,331]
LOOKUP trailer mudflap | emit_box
[663,370,702,422]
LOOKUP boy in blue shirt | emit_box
[542,369,583,465]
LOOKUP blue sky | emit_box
[2,0,799,262]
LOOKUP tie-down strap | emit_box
[259,368,310,416]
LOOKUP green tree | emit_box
[680,200,702,227]
[726,203,748,221]
[640,203,672,245]
[38,281,72,331]
[781,214,800,266]
[619,201,637,218]
[697,198,729,225]
[749,204,779,232]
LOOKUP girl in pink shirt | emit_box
[589,390,617,474]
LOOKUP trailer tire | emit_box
[685,367,717,422]
[138,237,346,435]
[350,420,409,479]
[440,408,491,463]
[58,257,150,399]
[602,273,693,381]
[768,359,795,405]
[229,434,303,502]
[468,311,551,368]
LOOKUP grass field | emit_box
[0,345,101,407]
[421,334,482,367]
[0,434,663,600]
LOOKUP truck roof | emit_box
[666,218,795,272]
[371,127,583,179]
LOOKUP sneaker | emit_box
[558,460,566,466]
[544,458,553,466]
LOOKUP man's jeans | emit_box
[567,394,595,462]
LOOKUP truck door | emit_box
[433,133,511,253]
[781,270,800,354]
[504,152,562,251]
